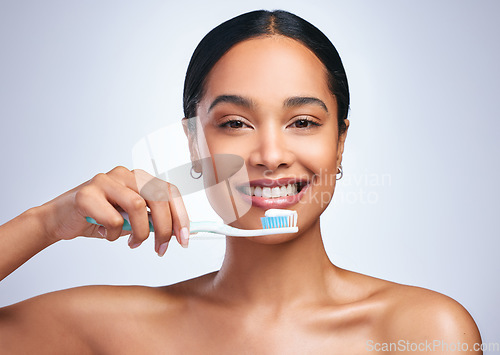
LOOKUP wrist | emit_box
[26,205,60,246]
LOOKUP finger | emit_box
[107,167,166,202]
[147,199,172,256]
[167,183,190,248]
[76,184,127,240]
[133,170,173,254]
[105,167,181,249]
[106,166,141,191]
[91,173,150,244]
[133,169,171,202]
[106,167,161,246]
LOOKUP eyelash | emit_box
[218,117,322,130]
[290,117,322,129]
[218,119,249,130]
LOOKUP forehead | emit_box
[201,36,334,111]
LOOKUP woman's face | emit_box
[195,36,348,243]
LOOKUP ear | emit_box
[182,118,203,173]
[336,118,350,169]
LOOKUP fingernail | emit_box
[97,226,107,239]
[128,234,141,249]
[158,242,169,257]
[180,227,189,248]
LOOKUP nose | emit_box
[248,126,295,172]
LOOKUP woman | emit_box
[0,10,481,354]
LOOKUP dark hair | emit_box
[183,10,349,136]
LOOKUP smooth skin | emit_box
[0,36,481,354]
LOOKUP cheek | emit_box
[295,135,339,212]
[204,132,255,165]
[207,136,239,152]
[295,135,338,173]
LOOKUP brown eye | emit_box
[294,119,309,128]
[290,118,320,129]
[227,120,244,128]
[219,119,249,129]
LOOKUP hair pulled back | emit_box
[183,10,349,135]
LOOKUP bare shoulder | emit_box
[359,273,482,352]
[0,274,215,354]
[5,283,181,317]
[50,276,214,328]
[14,270,215,315]
[0,285,157,353]
[387,284,478,335]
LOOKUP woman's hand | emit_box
[42,166,190,256]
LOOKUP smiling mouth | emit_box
[237,182,309,198]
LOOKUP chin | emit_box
[236,231,302,245]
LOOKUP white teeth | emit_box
[262,187,272,198]
[271,187,280,197]
[248,183,303,198]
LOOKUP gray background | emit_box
[1,0,498,348]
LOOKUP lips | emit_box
[236,178,311,209]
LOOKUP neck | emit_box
[212,219,339,308]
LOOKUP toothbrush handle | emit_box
[189,221,221,234]
[84,217,236,235]
[85,212,154,233]
[84,213,210,234]
[85,217,212,234]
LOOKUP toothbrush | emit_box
[85,209,298,237]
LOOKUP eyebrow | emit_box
[207,94,328,113]
[208,95,254,112]
[284,96,328,113]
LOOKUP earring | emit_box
[190,166,202,179]
[336,164,343,180]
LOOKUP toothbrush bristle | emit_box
[260,211,298,229]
